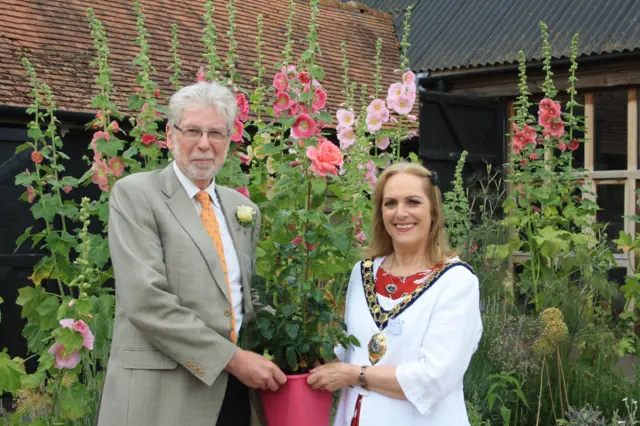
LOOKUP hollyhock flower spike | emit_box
[273,72,289,92]
[306,139,344,177]
[231,119,244,143]
[291,114,316,139]
[235,93,249,122]
[539,98,561,119]
[543,120,565,138]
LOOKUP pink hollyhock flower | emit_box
[393,95,413,115]
[157,140,168,149]
[154,88,161,98]
[289,160,300,167]
[60,318,94,350]
[557,142,567,152]
[197,67,206,82]
[287,102,300,117]
[310,87,327,113]
[235,93,249,122]
[338,127,356,150]
[375,136,390,150]
[27,186,36,203]
[68,300,75,308]
[48,343,81,369]
[291,236,303,245]
[406,130,418,138]
[539,98,561,119]
[364,159,377,188]
[274,91,292,111]
[336,109,355,128]
[306,139,344,177]
[291,114,316,139]
[386,82,404,109]
[537,110,551,128]
[366,114,383,133]
[544,120,565,138]
[403,71,416,85]
[522,124,536,144]
[109,120,119,133]
[140,134,157,146]
[31,150,44,164]
[235,187,250,199]
[355,230,367,243]
[376,136,391,149]
[281,64,297,75]
[231,119,244,143]
[403,83,417,103]
[108,157,125,177]
[239,153,251,164]
[298,71,311,85]
[407,114,418,123]
[567,139,580,151]
[91,159,109,192]
[529,153,539,160]
[367,99,387,117]
[273,72,288,91]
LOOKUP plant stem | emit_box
[536,360,545,426]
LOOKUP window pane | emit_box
[595,90,628,171]
[596,184,625,248]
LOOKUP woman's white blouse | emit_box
[333,256,483,426]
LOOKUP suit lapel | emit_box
[161,166,230,303]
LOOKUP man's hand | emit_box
[225,348,287,391]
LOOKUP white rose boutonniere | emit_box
[236,205,256,228]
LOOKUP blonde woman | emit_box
[307,162,482,426]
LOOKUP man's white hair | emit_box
[168,81,238,133]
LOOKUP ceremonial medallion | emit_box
[384,283,398,295]
[368,332,387,364]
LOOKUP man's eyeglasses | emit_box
[173,125,228,142]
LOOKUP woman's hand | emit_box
[307,362,359,392]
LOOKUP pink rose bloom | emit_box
[234,187,250,199]
[108,157,125,177]
[231,119,244,143]
[336,109,355,128]
[375,136,390,150]
[48,343,81,369]
[306,139,344,177]
[366,114,383,134]
[403,71,416,85]
[338,127,356,150]
[274,91,292,112]
[273,72,289,92]
[291,114,316,139]
[393,95,413,115]
[235,93,249,122]
[26,186,36,203]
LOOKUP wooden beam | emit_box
[626,88,638,274]
[573,170,640,179]
[583,93,597,233]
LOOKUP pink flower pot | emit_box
[260,373,333,426]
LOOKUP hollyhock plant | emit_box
[544,120,565,138]
[367,99,389,122]
[306,138,344,177]
[338,127,356,150]
[291,113,316,139]
[48,343,81,369]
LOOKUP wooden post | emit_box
[626,89,638,274]
[583,93,597,232]
[506,101,515,275]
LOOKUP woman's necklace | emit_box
[384,254,433,296]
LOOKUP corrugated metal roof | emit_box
[346,0,640,72]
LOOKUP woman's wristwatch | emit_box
[358,365,369,389]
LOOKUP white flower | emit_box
[236,205,255,226]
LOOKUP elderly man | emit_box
[96,81,286,426]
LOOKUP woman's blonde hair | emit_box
[364,162,455,264]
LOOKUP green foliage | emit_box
[444,151,471,249]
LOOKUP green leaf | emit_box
[311,178,326,196]
[45,231,77,258]
[59,381,89,419]
[15,226,33,250]
[310,65,325,81]
[331,234,351,252]
[17,286,41,307]
[36,294,60,330]
[285,346,297,370]
[281,304,298,317]
[15,142,32,154]
[0,350,24,393]
[20,371,46,388]
[285,323,299,339]
[500,406,511,425]
[280,116,297,129]
[318,110,332,124]
[56,327,84,354]
[258,142,285,155]
[30,255,55,286]
[15,171,34,187]
[31,193,62,222]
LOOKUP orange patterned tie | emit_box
[195,190,236,343]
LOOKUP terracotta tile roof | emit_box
[0,0,402,122]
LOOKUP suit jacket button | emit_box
[224,308,232,317]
